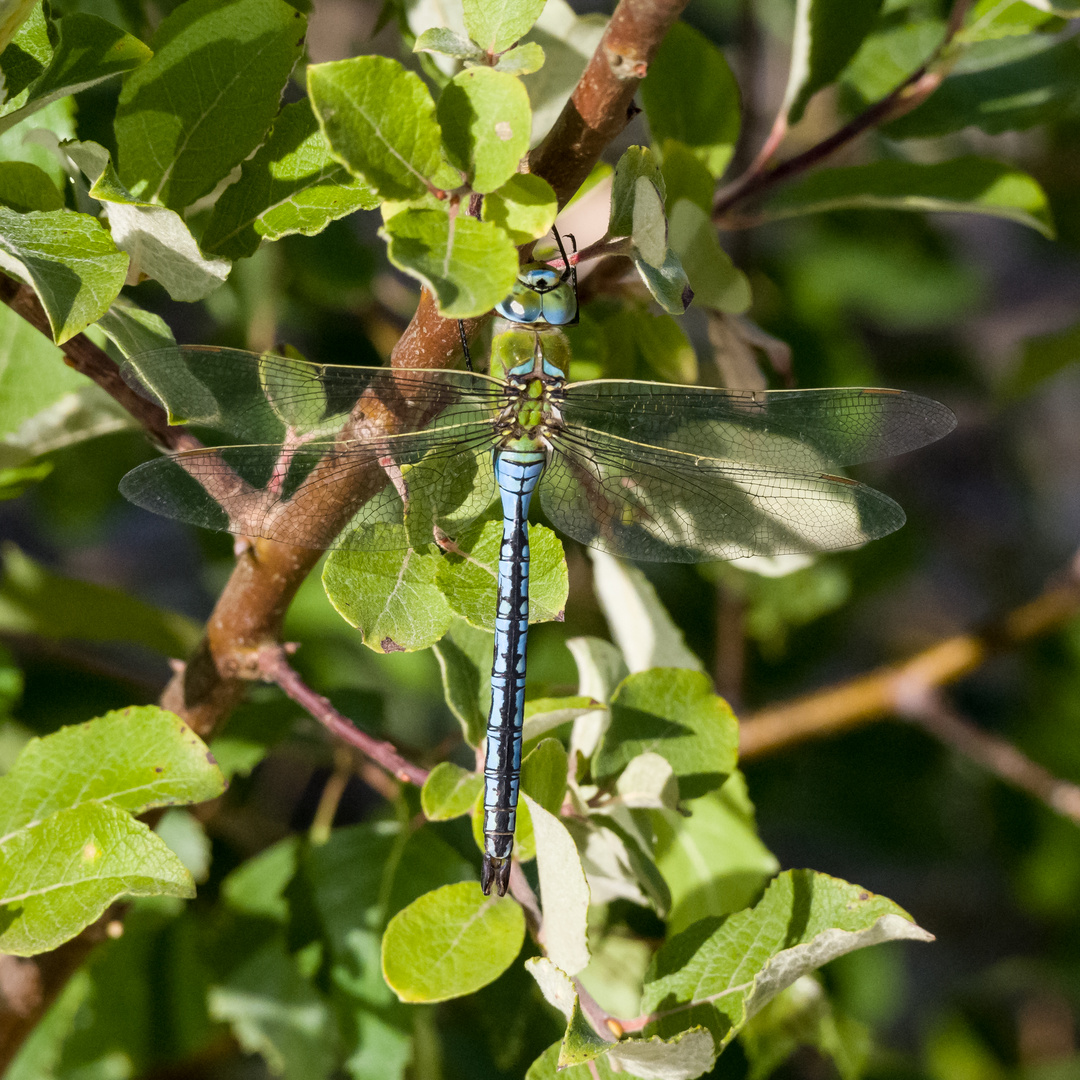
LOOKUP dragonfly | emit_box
[118,233,955,896]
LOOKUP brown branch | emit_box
[739,553,1080,760]
[529,0,691,208]
[713,0,975,223]
[896,687,1080,824]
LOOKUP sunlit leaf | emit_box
[202,97,379,260]
[438,67,531,193]
[0,706,226,955]
[115,0,305,210]
[381,881,525,1001]
[0,206,128,342]
[381,209,519,318]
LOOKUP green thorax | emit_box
[490,325,568,454]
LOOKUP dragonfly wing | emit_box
[560,383,955,469]
[121,346,503,443]
[541,427,905,563]
[120,425,498,552]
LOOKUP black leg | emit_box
[458,319,472,372]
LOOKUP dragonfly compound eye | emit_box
[540,281,577,325]
[495,281,542,324]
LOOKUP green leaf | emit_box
[433,618,493,746]
[155,808,211,883]
[609,146,664,240]
[436,518,568,629]
[636,248,694,314]
[96,296,177,358]
[781,0,885,122]
[221,835,299,921]
[668,199,751,315]
[524,794,590,976]
[660,141,717,216]
[0,97,75,192]
[202,97,379,260]
[67,140,231,302]
[0,705,226,954]
[0,805,192,956]
[654,774,780,935]
[957,0,1060,42]
[437,67,531,193]
[760,158,1054,237]
[308,54,457,200]
[0,3,51,114]
[414,26,485,61]
[0,303,131,469]
[594,668,738,798]
[0,544,202,657]
[0,206,128,342]
[632,174,668,269]
[422,761,483,821]
[0,10,150,138]
[483,172,558,243]
[115,0,305,210]
[463,0,546,53]
[520,737,567,814]
[886,36,1080,138]
[566,636,625,761]
[381,881,526,1001]
[522,696,598,743]
[0,0,36,54]
[635,308,698,383]
[840,19,946,105]
[382,209,519,318]
[324,542,455,654]
[493,40,546,74]
[642,870,934,1052]
[0,161,61,212]
[641,23,740,179]
[208,938,335,1080]
[588,550,703,673]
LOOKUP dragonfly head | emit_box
[495,262,577,327]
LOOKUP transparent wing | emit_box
[559,382,956,470]
[120,426,498,552]
[541,426,906,563]
[121,345,505,444]
[119,346,502,551]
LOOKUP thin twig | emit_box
[895,685,1080,824]
[256,645,428,788]
[713,0,975,222]
[739,551,1080,759]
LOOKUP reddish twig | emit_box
[713,0,975,222]
[895,686,1080,824]
[256,645,428,788]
